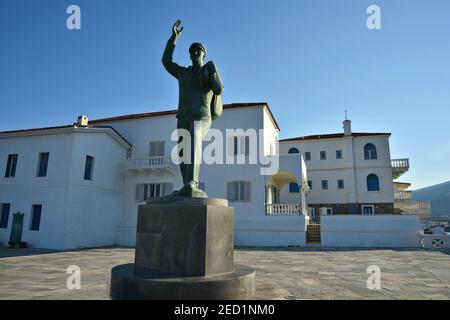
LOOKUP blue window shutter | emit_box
[367,174,380,191]
[289,183,300,193]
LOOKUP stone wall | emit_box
[308,203,395,223]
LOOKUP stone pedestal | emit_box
[110,197,255,300]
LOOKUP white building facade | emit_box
[0,103,425,249]
[0,125,130,249]
[279,119,396,221]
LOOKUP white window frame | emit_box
[362,205,375,215]
[364,144,378,160]
[5,154,18,178]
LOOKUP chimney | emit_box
[76,115,89,127]
[343,119,352,136]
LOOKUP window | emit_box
[84,156,95,180]
[4,154,18,178]
[304,152,311,161]
[364,143,377,160]
[149,141,165,157]
[233,136,251,156]
[244,136,250,156]
[362,205,375,215]
[321,180,328,190]
[320,151,327,160]
[37,152,49,177]
[337,179,345,189]
[307,180,312,190]
[0,203,10,229]
[367,174,380,191]
[326,208,333,215]
[227,181,251,202]
[126,149,132,159]
[135,183,173,202]
[288,148,299,154]
[336,150,343,159]
[30,204,42,231]
[289,182,300,193]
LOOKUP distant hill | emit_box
[413,181,450,220]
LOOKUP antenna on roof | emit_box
[345,110,348,120]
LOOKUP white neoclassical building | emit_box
[0,103,429,249]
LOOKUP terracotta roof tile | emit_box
[0,125,74,135]
[89,102,281,130]
[279,132,391,142]
[0,124,132,146]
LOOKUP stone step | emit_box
[306,224,321,243]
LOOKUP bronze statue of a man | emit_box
[162,20,224,198]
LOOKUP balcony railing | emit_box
[265,203,301,215]
[394,191,412,200]
[126,156,176,174]
[391,158,410,179]
[397,201,431,211]
[392,158,410,169]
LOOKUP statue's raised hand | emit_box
[172,20,183,39]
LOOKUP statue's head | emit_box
[189,43,207,64]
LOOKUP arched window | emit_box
[367,174,380,191]
[288,147,300,154]
[364,143,377,160]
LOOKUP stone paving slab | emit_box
[0,247,449,300]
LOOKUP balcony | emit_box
[394,191,412,201]
[391,158,409,179]
[126,156,177,175]
[395,200,432,222]
[265,203,302,215]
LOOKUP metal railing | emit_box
[265,203,301,215]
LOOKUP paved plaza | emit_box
[0,246,449,300]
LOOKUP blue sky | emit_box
[1,0,449,189]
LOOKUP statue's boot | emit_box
[172,181,207,198]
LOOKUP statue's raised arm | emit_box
[162,20,183,79]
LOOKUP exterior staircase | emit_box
[306,224,321,244]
